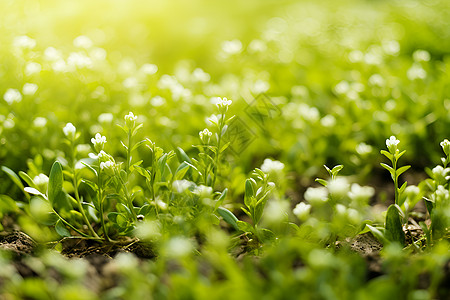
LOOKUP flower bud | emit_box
[63,123,76,140]
[124,112,137,129]
[91,133,107,152]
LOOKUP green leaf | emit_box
[19,171,37,189]
[132,123,144,136]
[257,228,275,243]
[55,220,71,237]
[423,197,434,215]
[331,165,344,177]
[29,197,58,225]
[219,142,231,153]
[244,178,255,208]
[385,204,405,246]
[217,207,239,230]
[1,166,26,195]
[366,224,388,245]
[236,220,253,233]
[396,150,406,160]
[174,162,190,181]
[214,188,228,211]
[48,161,64,206]
[396,165,411,179]
[315,178,328,187]
[380,150,392,161]
[175,147,192,164]
[135,166,152,181]
[0,195,19,213]
[131,139,148,152]
[24,187,45,197]
[380,163,394,174]
[81,162,98,177]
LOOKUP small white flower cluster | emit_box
[199,128,212,143]
[221,39,242,55]
[91,133,107,152]
[140,63,158,75]
[73,35,93,49]
[22,83,38,96]
[13,35,36,49]
[413,49,430,62]
[386,135,400,153]
[3,89,22,104]
[215,97,232,110]
[172,180,195,193]
[293,202,311,221]
[25,62,41,76]
[33,173,49,192]
[63,123,76,140]
[440,139,450,156]
[260,158,285,175]
[124,112,137,128]
[407,63,426,80]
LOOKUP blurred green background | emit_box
[1,0,450,196]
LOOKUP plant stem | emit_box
[70,143,99,238]
[126,129,132,174]
[393,155,398,205]
[212,114,225,190]
[98,168,110,242]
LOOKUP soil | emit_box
[1,229,448,298]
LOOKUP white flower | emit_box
[33,117,47,128]
[44,47,62,61]
[260,158,285,174]
[140,63,158,75]
[221,40,242,55]
[165,237,192,258]
[150,96,165,107]
[192,68,210,82]
[407,63,426,80]
[293,202,311,220]
[63,123,76,139]
[328,177,350,200]
[356,143,372,155]
[124,112,137,129]
[97,150,110,162]
[33,174,49,192]
[215,97,232,109]
[368,74,385,87]
[3,89,22,104]
[13,35,36,49]
[73,35,93,49]
[304,187,328,205]
[100,161,115,171]
[98,113,114,124]
[320,115,336,127]
[386,136,400,153]
[67,52,92,69]
[22,83,38,96]
[264,200,289,224]
[91,133,107,152]
[382,40,400,55]
[348,183,374,204]
[199,128,212,143]
[413,50,430,62]
[25,62,41,76]
[193,185,213,199]
[440,139,450,155]
[172,180,195,193]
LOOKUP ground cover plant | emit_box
[0,0,449,299]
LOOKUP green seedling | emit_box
[368,136,410,246]
[421,139,450,243]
